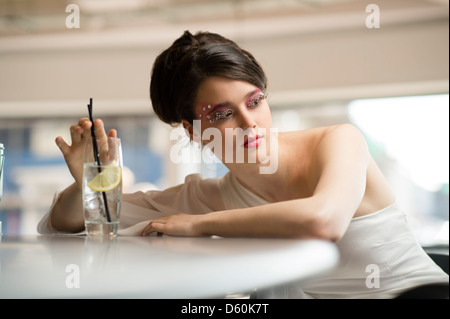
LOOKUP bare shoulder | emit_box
[277,125,369,197]
[327,123,364,136]
[315,124,369,160]
[283,124,370,174]
[319,123,364,138]
[280,124,365,147]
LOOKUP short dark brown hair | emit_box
[150,31,267,125]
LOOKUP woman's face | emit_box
[189,76,273,166]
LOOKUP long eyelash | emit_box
[247,92,269,108]
[209,109,234,124]
[208,92,268,124]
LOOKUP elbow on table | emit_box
[289,208,348,243]
[311,214,347,243]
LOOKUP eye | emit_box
[247,92,268,108]
[209,108,234,124]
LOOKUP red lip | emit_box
[243,135,262,148]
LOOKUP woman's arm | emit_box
[49,118,117,232]
[50,182,85,232]
[141,124,370,241]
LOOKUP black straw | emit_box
[87,98,111,223]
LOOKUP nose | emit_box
[237,108,257,133]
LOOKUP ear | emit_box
[182,119,204,145]
[181,119,194,141]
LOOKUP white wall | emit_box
[0,1,448,117]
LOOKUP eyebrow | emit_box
[203,89,261,116]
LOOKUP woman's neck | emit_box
[226,134,307,202]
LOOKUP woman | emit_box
[39,31,448,298]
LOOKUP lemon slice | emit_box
[87,166,122,192]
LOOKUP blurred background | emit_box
[0,0,448,246]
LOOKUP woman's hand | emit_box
[55,118,117,189]
[140,213,204,237]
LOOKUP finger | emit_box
[92,119,110,163]
[149,223,165,235]
[78,117,91,127]
[106,133,120,163]
[108,129,117,138]
[141,221,166,236]
[78,118,93,140]
[55,136,70,156]
[140,222,154,236]
[93,119,107,140]
[70,124,83,143]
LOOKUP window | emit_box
[348,94,449,246]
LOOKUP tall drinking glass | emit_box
[82,137,122,237]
